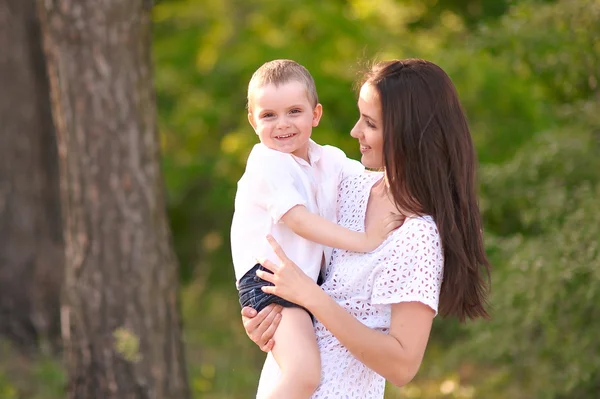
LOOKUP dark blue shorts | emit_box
[238,264,303,312]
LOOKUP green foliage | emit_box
[113,327,142,363]
[152,0,390,284]
[0,340,65,399]
[404,0,513,30]
[8,0,596,398]
[0,373,17,399]
[440,2,600,397]
[478,0,600,104]
[480,129,600,237]
[148,0,600,397]
[435,49,553,164]
[454,127,600,397]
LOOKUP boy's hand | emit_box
[364,212,405,251]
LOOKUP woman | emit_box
[242,58,491,398]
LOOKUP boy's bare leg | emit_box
[264,307,321,399]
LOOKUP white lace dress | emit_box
[256,172,444,398]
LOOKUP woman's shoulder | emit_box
[374,215,441,256]
[336,171,381,211]
[398,215,439,237]
[389,215,442,255]
[369,214,444,312]
[402,215,437,231]
[339,170,382,193]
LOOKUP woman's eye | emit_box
[366,120,376,128]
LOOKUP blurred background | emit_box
[1,0,599,397]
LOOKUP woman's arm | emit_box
[257,235,435,387]
[282,205,402,253]
[304,288,434,386]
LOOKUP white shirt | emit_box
[230,140,364,283]
[256,172,444,398]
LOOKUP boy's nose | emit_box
[276,117,290,129]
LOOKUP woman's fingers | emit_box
[241,306,257,318]
[257,257,278,274]
[253,305,282,350]
[256,263,276,284]
[385,213,405,231]
[261,284,275,295]
[266,234,290,263]
[259,312,282,352]
[242,304,276,344]
[389,217,404,229]
[260,339,275,352]
[241,307,263,336]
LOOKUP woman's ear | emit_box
[312,103,323,127]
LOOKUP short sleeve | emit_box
[247,146,307,223]
[340,157,364,180]
[321,145,364,180]
[368,217,444,314]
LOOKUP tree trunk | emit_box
[38,1,190,397]
[0,0,63,354]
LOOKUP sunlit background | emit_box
[2,0,599,398]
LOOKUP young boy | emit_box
[231,59,400,399]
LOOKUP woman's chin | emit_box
[360,155,382,170]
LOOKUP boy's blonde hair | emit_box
[247,59,319,110]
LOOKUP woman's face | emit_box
[350,83,385,169]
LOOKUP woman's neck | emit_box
[372,173,391,201]
[376,172,418,218]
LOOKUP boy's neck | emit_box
[291,143,310,164]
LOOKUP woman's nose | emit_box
[350,122,360,138]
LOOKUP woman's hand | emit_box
[241,304,283,352]
[257,235,321,308]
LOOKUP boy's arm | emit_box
[340,157,365,180]
[281,205,401,253]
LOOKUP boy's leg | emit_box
[265,307,321,399]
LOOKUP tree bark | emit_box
[0,0,63,353]
[38,1,190,397]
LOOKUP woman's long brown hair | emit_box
[364,59,490,322]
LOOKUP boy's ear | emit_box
[248,112,258,132]
[312,103,323,127]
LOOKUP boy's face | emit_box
[248,81,322,162]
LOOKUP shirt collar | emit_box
[291,139,322,166]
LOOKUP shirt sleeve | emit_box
[340,156,365,180]
[248,147,307,224]
[367,217,444,314]
[322,145,364,180]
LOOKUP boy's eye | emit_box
[290,109,301,114]
[261,113,275,118]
